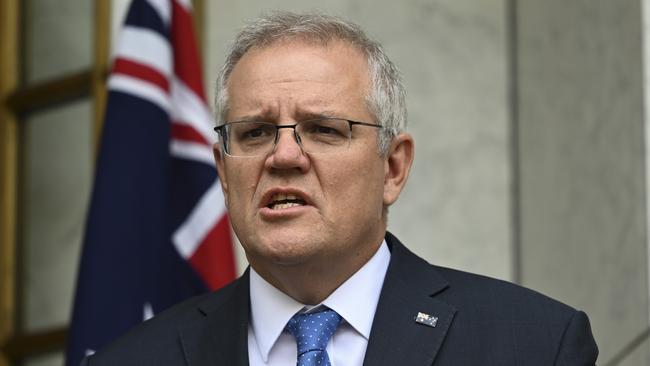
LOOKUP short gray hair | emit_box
[215,11,407,154]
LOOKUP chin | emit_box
[247,230,328,265]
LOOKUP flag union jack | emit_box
[66,1,235,365]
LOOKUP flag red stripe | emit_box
[171,122,211,145]
[112,58,170,92]
[172,0,236,290]
[171,1,206,102]
[188,216,236,290]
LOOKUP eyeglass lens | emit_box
[223,119,353,156]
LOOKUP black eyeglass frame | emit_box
[213,118,383,157]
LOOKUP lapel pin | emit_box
[415,312,438,328]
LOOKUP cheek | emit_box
[224,160,263,213]
[319,154,385,215]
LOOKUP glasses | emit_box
[214,118,382,157]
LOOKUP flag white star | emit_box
[143,302,154,321]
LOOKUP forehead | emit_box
[225,39,371,120]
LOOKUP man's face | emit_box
[215,40,395,275]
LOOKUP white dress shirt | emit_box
[247,241,391,366]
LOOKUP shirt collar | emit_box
[249,240,391,362]
[249,268,304,362]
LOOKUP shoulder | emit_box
[435,265,575,314]
[384,232,598,364]
[83,277,245,366]
[431,266,597,364]
[386,232,579,318]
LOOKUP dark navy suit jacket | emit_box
[82,232,598,365]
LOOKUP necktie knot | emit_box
[285,308,342,366]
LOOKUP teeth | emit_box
[272,193,298,201]
[272,202,302,210]
[267,192,306,210]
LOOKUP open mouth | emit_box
[266,193,307,210]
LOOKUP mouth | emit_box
[266,193,308,210]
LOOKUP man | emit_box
[82,11,598,365]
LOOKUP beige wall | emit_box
[516,1,649,364]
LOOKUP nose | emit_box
[266,128,310,172]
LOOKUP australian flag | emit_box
[65,1,236,365]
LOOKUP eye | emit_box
[302,119,347,137]
[314,125,339,135]
[243,127,267,138]
[233,123,275,141]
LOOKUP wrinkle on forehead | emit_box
[228,87,363,123]
[226,39,372,123]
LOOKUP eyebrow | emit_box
[295,110,342,120]
[230,114,267,122]
[229,110,344,123]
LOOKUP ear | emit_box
[383,133,414,206]
[213,144,230,207]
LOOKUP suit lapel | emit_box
[178,271,250,366]
[363,233,456,366]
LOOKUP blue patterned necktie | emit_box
[285,308,343,366]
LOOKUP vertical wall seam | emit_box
[642,0,650,362]
[506,0,522,284]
